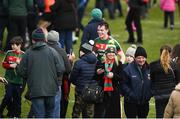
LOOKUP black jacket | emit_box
[150,60,176,100]
[50,0,78,30]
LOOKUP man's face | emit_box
[97,25,109,39]
[135,56,146,66]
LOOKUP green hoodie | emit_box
[4,0,33,16]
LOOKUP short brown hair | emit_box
[10,36,23,45]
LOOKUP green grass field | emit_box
[0,0,180,118]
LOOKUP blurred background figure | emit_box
[81,8,104,45]
[4,0,33,51]
[0,0,8,52]
[50,0,78,55]
[160,0,176,30]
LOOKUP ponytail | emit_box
[160,49,170,74]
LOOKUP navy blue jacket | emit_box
[81,19,103,45]
[122,61,152,104]
[69,53,97,93]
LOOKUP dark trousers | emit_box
[0,83,22,117]
[155,99,169,118]
[77,0,89,31]
[5,16,27,51]
[125,7,142,43]
[94,91,121,118]
[115,0,123,16]
[104,0,115,19]
[164,11,174,28]
[0,15,8,49]
[124,102,149,118]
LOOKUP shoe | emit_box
[170,25,174,30]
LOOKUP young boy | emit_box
[0,36,24,118]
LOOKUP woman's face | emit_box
[97,25,109,39]
[135,56,146,66]
[106,53,115,60]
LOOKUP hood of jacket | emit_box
[31,42,47,50]
[81,53,97,64]
[88,19,103,25]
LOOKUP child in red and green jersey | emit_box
[0,36,24,118]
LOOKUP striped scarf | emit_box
[103,60,114,91]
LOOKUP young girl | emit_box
[160,0,176,30]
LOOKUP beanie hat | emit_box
[47,30,59,42]
[135,46,147,58]
[105,45,117,54]
[80,43,93,54]
[32,28,45,41]
[91,8,102,20]
[126,44,137,57]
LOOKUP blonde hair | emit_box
[160,45,172,74]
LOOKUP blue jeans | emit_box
[53,86,61,118]
[31,96,55,118]
[58,30,73,54]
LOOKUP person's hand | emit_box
[107,72,113,78]
[16,58,21,64]
[10,63,17,68]
[68,53,75,62]
[97,68,104,74]
[0,77,8,84]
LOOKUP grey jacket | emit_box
[47,41,72,85]
[17,42,65,98]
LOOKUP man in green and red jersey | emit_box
[0,36,24,118]
[93,21,125,64]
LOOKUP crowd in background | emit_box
[0,0,180,118]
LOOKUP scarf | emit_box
[103,60,114,91]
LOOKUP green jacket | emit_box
[17,42,65,98]
[4,0,33,16]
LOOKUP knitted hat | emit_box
[47,30,59,42]
[126,44,137,57]
[80,43,93,54]
[91,8,102,20]
[105,45,117,54]
[135,46,147,58]
[32,28,45,41]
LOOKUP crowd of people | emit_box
[0,0,180,118]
